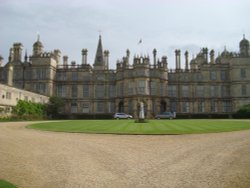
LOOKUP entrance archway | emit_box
[160,101,167,113]
[118,101,124,112]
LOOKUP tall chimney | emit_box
[184,51,189,70]
[103,50,109,69]
[175,49,181,69]
[210,50,215,64]
[81,49,88,65]
[153,48,157,65]
[63,56,68,66]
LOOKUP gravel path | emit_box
[0,121,250,188]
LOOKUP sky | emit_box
[0,0,250,69]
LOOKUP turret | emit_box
[33,35,44,56]
[81,49,88,65]
[13,43,23,62]
[239,34,249,57]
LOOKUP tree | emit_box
[12,100,46,119]
[236,103,250,118]
[46,96,64,118]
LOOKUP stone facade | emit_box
[0,35,250,118]
[0,83,49,115]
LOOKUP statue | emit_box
[139,101,145,120]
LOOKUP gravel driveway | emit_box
[0,121,250,188]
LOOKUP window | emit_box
[71,85,78,98]
[170,101,177,112]
[109,85,115,97]
[83,85,89,97]
[6,92,11,100]
[128,100,133,114]
[210,86,218,97]
[82,102,90,113]
[223,101,231,113]
[150,81,156,95]
[196,86,204,97]
[211,100,217,112]
[221,85,230,97]
[198,100,205,113]
[36,69,46,79]
[182,102,189,113]
[97,102,104,113]
[128,82,134,95]
[108,102,115,113]
[57,85,66,97]
[220,70,228,80]
[71,102,77,113]
[242,85,247,96]
[57,72,66,81]
[72,72,78,81]
[240,69,246,78]
[182,85,189,97]
[138,80,145,94]
[160,83,164,96]
[168,85,177,97]
[96,85,105,98]
[210,71,217,80]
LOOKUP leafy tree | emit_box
[46,96,64,118]
[236,103,250,118]
[12,100,46,119]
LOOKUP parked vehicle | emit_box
[155,112,176,119]
[114,113,133,119]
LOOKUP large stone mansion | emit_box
[0,35,249,118]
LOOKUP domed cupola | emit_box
[239,34,249,57]
[33,34,44,56]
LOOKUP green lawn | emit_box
[27,119,250,135]
[0,180,17,188]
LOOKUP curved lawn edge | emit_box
[27,120,250,135]
[0,180,17,188]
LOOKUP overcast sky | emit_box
[0,0,250,69]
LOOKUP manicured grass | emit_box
[0,180,17,188]
[27,119,250,135]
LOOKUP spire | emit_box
[24,49,28,62]
[94,35,104,66]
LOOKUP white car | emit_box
[114,113,133,119]
[155,112,176,119]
